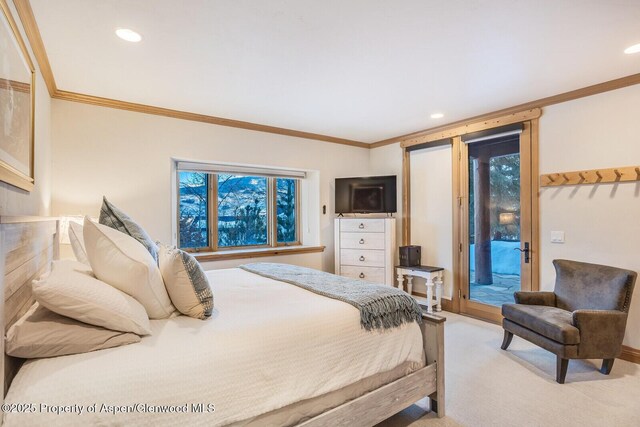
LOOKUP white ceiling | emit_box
[30,0,640,143]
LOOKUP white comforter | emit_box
[4,268,424,426]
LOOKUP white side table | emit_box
[395,265,444,314]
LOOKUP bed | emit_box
[0,216,445,426]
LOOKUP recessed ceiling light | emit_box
[115,28,142,43]
[624,43,640,54]
[430,113,444,119]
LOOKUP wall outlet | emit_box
[550,231,565,243]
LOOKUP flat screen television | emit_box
[335,175,397,214]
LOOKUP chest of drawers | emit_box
[334,218,396,286]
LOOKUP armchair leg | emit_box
[500,330,514,350]
[601,358,615,375]
[556,357,569,384]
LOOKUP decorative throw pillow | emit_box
[6,303,141,358]
[33,260,152,335]
[83,217,176,319]
[68,221,90,265]
[158,244,214,319]
[99,196,158,261]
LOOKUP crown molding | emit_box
[371,72,640,148]
[52,90,370,147]
[11,0,369,149]
[13,0,56,96]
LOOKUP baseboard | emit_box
[620,345,640,364]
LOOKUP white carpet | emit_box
[377,313,640,427]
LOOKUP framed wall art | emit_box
[0,0,35,192]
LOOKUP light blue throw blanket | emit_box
[239,263,422,331]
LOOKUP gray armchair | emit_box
[501,259,636,384]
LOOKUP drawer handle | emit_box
[359,256,365,261]
[359,239,365,244]
[359,223,365,229]
[359,272,365,279]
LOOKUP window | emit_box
[178,171,210,249]
[177,164,302,252]
[217,174,268,248]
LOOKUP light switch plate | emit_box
[550,231,565,243]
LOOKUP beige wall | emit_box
[50,100,371,272]
[0,0,51,217]
[368,143,404,248]
[539,84,640,349]
[370,143,454,298]
[409,146,454,298]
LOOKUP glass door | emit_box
[459,123,533,322]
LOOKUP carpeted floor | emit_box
[377,313,640,427]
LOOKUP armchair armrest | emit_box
[514,291,556,306]
[572,310,628,358]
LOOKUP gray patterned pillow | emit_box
[99,197,158,261]
[158,244,213,319]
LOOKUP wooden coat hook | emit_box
[541,165,640,187]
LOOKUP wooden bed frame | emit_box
[0,216,445,425]
[0,216,59,399]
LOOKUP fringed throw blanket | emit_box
[239,263,422,331]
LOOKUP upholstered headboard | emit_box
[0,216,59,399]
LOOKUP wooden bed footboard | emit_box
[300,312,446,426]
[421,312,446,417]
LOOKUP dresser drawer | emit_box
[339,219,385,233]
[340,232,385,250]
[340,249,385,267]
[341,266,386,284]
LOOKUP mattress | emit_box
[3,267,425,426]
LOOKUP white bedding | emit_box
[4,268,424,426]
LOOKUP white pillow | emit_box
[68,221,90,265]
[158,244,214,320]
[83,217,176,319]
[33,260,151,335]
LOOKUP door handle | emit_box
[359,256,365,261]
[359,239,365,244]
[359,223,365,229]
[513,242,530,263]
[359,272,365,279]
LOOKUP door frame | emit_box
[400,109,540,322]
[455,120,539,323]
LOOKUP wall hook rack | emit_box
[541,165,640,187]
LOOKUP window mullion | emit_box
[295,179,301,244]
[269,177,277,248]
[210,174,218,251]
